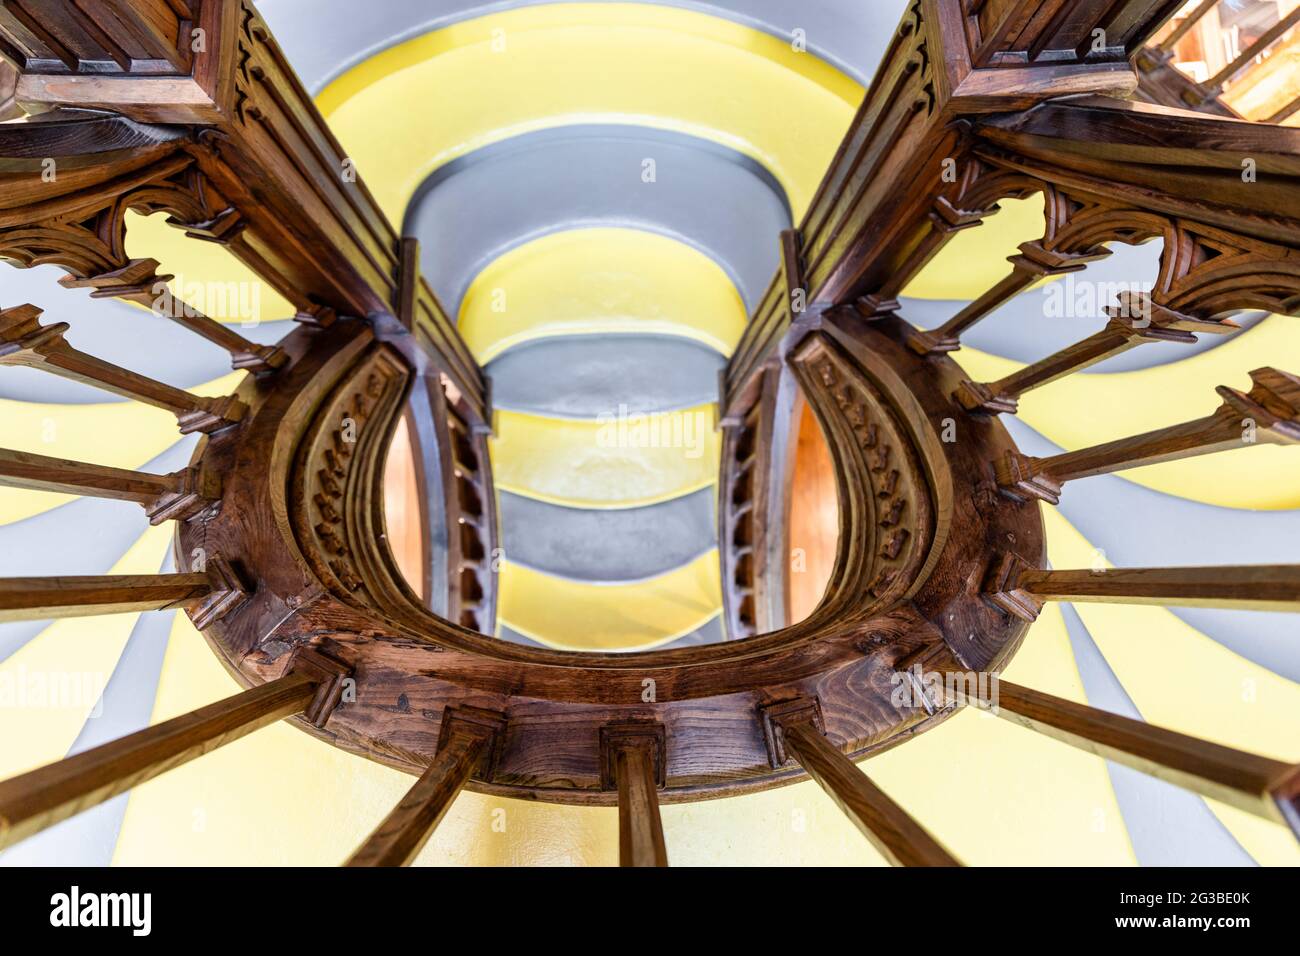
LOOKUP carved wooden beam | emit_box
[0,557,248,625]
[0,446,218,523]
[995,367,1300,503]
[984,553,1300,622]
[0,303,245,433]
[345,707,505,867]
[602,723,669,868]
[0,670,320,851]
[725,0,1187,409]
[944,678,1300,838]
[0,2,487,418]
[954,294,1237,414]
[762,699,961,866]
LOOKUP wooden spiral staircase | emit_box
[0,0,1297,867]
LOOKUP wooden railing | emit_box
[0,0,1296,867]
[1136,0,1300,121]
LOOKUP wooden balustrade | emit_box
[0,671,320,850]
[985,554,1300,621]
[345,708,504,867]
[0,447,218,523]
[763,700,960,866]
[0,304,245,433]
[602,724,669,868]
[1189,5,1300,105]
[995,367,1300,504]
[954,296,1237,414]
[942,678,1300,836]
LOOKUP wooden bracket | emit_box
[189,556,251,629]
[438,705,508,781]
[982,552,1044,623]
[760,697,824,769]
[600,722,667,791]
[289,645,356,728]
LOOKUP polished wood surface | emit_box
[0,672,318,850]
[0,573,212,623]
[945,678,1299,834]
[345,729,490,867]
[773,707,960,867]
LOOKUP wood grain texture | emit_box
[945,678,1299,835]
[0,572,211,623]
[0,671,318,850]
[774,706,960,866]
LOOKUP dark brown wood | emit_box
[344,707,504,867]
[944,678,1300,836]
[0,304,245,433]
[0,446,218,523]
[0,572,211,623]
[0,671,319,850]
[766,699,960,866]
[985,553,1300,621]
[996,367,1300,503]
[602,723,668,867]
[955,301,1237,413]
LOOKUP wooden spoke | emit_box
[1196,6,1300,100]
[763,700,960,866]
[944,679,1300,838]
[0,304,246,433]
[956,296,1236,413]
[1153,0,1220,55]
[996,367,1300,503]
[0,560,247,626]
[985,554,1300,621]
[0,672,319,851]
[602,723,669,867]
[908,241,1107,356]
[60,259,286,375]
[345,707,505,867]
[0,447,218,523]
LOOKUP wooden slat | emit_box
[0,304,244,433]
[60,260,286,375]
[1153,0,1220,54]
[995,366,1300,503]
[0,446,217,522]
[0,672,318,850]
[0,573,211,622]
[956,301,1235,413]
[1201,5,1300,93]
[781,719,961,866]
[1021,564,1300,611]
[345,708,503,867]
[614,740,669,867]
[945,678,1299,835]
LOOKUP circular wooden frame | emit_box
[179,311,1043,805]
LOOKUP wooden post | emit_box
[956,298,1236,413]
[985,555,1300,621]
[0,305,245,433]
[60,259,286,375]
[762,700,960,866]
[996,367,1300,503]
[0,559,249,627]
[945,679,1300,837]
[0,573,211,623]
[0,672,320,850]
[0,447,219,523]
[602,723,669,867]
[345,707,505,867]
[908,241,1107,356]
